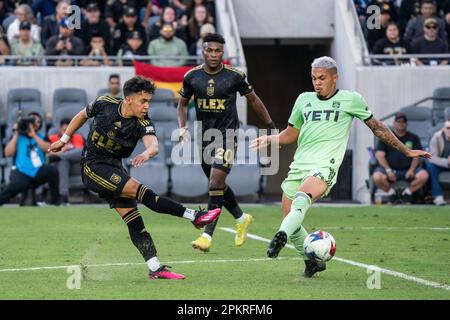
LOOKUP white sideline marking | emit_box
[220,227,450,291]
[0,257,298,273]
[320,226,450,231]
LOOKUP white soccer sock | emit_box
[235,213,247,224]
[183,208,196,221]
[147,256,161,272]
[201,233,212,242]
[387,188,396,195]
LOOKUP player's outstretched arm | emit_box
[130,134,159,167]
[246,92,276,129]
[48,108,89,152]
[365,117,431,159]
[250,125,300,150]
[177,97,189,142]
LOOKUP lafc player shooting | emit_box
[49,76,220,280]
[177,33,276,252]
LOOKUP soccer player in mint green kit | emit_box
[251,57,431,277]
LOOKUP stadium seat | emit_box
[399,106,433,149]
[53,88,87,112]
[7,88,42,115]
[152,88,176,108]
[53,106,91,139]
[171,164,209,197]
[432,87,450,125]
[149,106,179,159]
[129,163,169,195]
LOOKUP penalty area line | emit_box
[219,227,450,292]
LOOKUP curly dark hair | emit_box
[123,76,156,97]
[203,33,225,44]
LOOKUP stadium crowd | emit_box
[354,0,450,65]
[0,0,216,66]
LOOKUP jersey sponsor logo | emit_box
[91,130,122,152]
[303,110,340,122]
[197,98,226,111]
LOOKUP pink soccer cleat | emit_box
[149,265,186,280]
[192,208,221,229]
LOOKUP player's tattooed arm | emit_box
[365,117,431,159]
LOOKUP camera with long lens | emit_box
[17,116,36,135]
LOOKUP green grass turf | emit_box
[0,205,449,299]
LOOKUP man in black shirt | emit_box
[178,33,276,252]
[111,6,146,54]
[372,22,410,65]
[411,17,449,65]
[75,3,111,54]
[49,76,221,280]
[372,112,429,203]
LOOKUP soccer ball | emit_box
[303,230,336,262]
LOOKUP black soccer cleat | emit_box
[267,231,287,258]
[303,259,326,278]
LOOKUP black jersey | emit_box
[83,95,156,161]
[179,64,254,133]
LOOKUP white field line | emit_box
[319,226,450,231]
[219,227,450,292]
[0,257,299,273]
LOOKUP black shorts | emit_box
[201,137,238,175]
[81,160,137,209]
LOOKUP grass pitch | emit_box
[0,205,449,299]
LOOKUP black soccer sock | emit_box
[223,186,244,219]
[204,188,224,237]
[136,184,185,217]
[122,208,157,261]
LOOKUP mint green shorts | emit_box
[281,167,339,200]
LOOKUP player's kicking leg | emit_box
[121,178,221,229]
[115,207,186,279]
[267,176,327,277]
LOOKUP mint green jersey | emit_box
[288,89,372,171]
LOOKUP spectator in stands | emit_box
[79,32,112,66]
[372,112,429,203]
[367,6,392,51]
[410,17,449,65]
[372,22,411,65]
[147,5,184,42]
[172,0,189,17]
[188,22,214,58]
[183,4,210,48]
[7,4,40,45]
[427,120,450,205]
[105,0,147,30]
[112,6,146,54]
[10,20,44,66]
[76,2,111,54]
[32,0,59,20]
[0,0,12,26]
[0,112,60,206]
[117,30,146,66]
[180,0,214,26]
[40,0,70,49]
[78,0,108,14]
[106,74,123,97]
[404,0,447,44]
[399,0,422,33]
[443,0,450,48]
[148,22,188,66]
[49,118,84,205]
[0,25,10,65]
[141,0,170,28]
[45,17,84,66]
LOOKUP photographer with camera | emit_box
[0,112,60,206]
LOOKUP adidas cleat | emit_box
[191,235,211,252]
[149,265,186,280]
[192,208,221,229]
[267,230,287,258]
[235,214,254,246]
[302,259,326,278]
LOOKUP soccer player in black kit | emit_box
[49,76,221,280]
[177,33,276,252]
